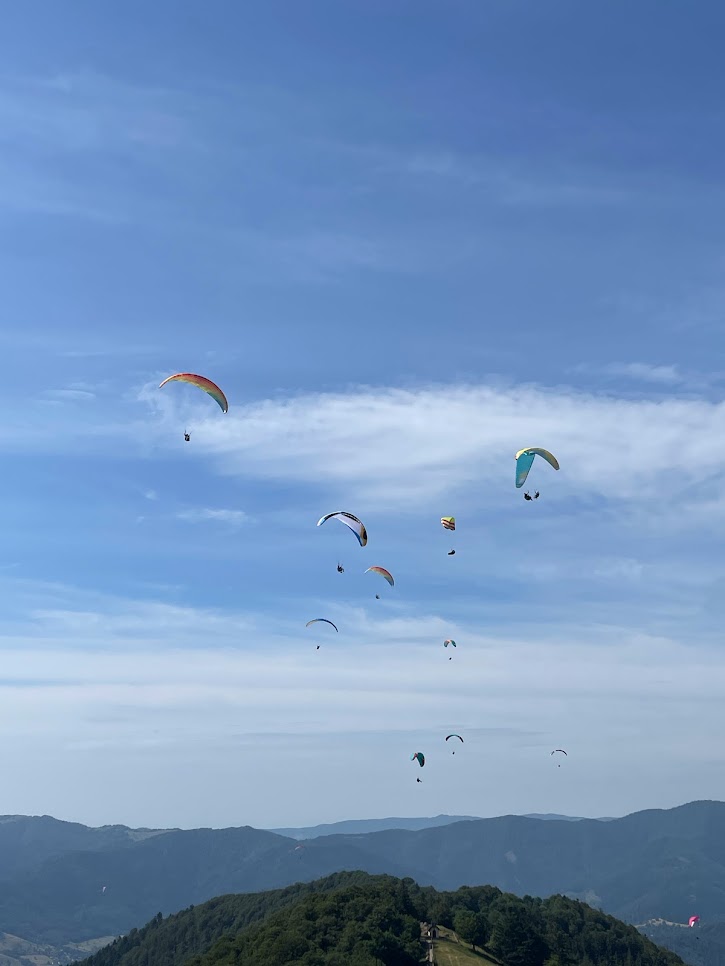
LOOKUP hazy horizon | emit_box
[5,800,707,832]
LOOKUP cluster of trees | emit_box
[190,880,422,965]
[73,872,375,966]
[429,885,683,966]
[75,872,685,966]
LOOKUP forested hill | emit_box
[75,872,684,966]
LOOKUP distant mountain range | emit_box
[522,812,616,822]
[0,802,719,963]
[269,812,616,838]
[269,813,484,838]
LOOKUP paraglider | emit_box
[446,734,463,754]
[184,432,191,442]
[515,448,559,495]
[317,511,368,547]
[441,516,455,554]
[444,639,456,659]
[689,916,700,928]
[551,749,567,767]
[523,491,539,501]
[337,562,344,573]
[411,752,425,767]
[305,619,339,632]
[366,566,394,588]
[306,618,338,649]
[159,373,229,413]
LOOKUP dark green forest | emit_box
[75,872,684,966]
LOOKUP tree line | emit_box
[75,871,685,966]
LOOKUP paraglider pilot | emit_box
[184,432,191,442]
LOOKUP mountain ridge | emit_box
[269,813,483,838]
[0,800,720,959]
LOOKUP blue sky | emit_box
[1,1,725,829]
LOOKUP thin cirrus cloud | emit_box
[0,563,719,824]
[0,581,718,725]
[175,507,249,526]
[393,150,629,208]
[603,362,683,385]
[139,379,725,506]
[41,387,97,402]
[0,579,724,825]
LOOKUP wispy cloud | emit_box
[361,145,630,208]
[7,374,725,518]
[602,362,683,384]
[0,71,212,224]
[176,507,249,526]
[0,71,198,157]
[139,381,725,507]
[592,557,645,580]
[0,577,723,825]
[41,388,96,402]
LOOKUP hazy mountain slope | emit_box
[0,801,722,951]
[306,800,725,920]
[270,813,482,839]
[0,826,301,945]
[0,815,170,881]
[0,930,112,966]
[639,920,725,966]
[523,813,616,821]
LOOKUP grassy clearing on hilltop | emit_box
[432,926,500,965]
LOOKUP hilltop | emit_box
[73,872,683,966]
